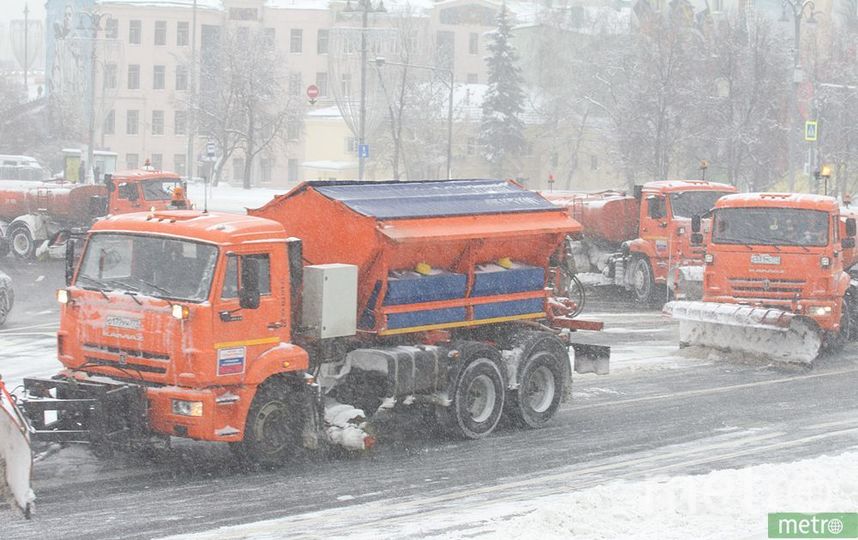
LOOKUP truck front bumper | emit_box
[146,384,255,443]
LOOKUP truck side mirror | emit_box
[633,185,643,200]
[104,174,114,192]
[646,196,665,220]
[65,238,75,286]
[843,237,856,249]
[691,214,702,233]
[239,257,261,310]
[846,217,856,238]
[691,233,704,246]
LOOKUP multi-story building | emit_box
[44,0,509,187]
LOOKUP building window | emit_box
[287,159,299,183]
[175,65,188,91]
[345,136,357,153]
[317,29,329,54]
[153,65,165,90]
[129,20,142,45]
[315,72,328,97]
[260,159,272,184]
[290,29,303,53]
[151,153,163,170]
[341,73,351,97]
[104,63,117,89]
[174,154,186,176]
[126,110,139,135]
[103,110,115,135]
[436,31,454,67]
[177,21,189,46]
[229,7,258,20]
[152,110,165,135]
[105,18,118,39]
[154,20,167,46]
[466,73,478,84]
[264,28,276,49]
[233,158,245,180]
[127,64,140,90]
[126,153,139,169]
[469,33,479,55]
[287,121,301,140]
[289,72,302,96]
[590,154,599,170]
[174,111,187,135]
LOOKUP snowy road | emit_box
[1,287,857,539]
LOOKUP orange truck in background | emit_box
[544,180,736,304]
[6,180,609,484]
[0,167,190,259]
[666,193,858,363]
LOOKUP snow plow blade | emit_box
[0,380,34,518]
[664,301,822,364]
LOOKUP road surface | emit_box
[0,270,856,539]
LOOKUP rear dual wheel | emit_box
[507,350,564,429]
[436,344,506,439]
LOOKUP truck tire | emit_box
[825,300,852,352]
[437,344,505,439]
[8,223,35,259]
[630,256,659,305]
[507,349,564,429]
[0,238,9,258]
[231,380,304,467]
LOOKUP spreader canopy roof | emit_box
[311,179,558,219]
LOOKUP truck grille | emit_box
[82,343,170,378]
[728,277,805,299]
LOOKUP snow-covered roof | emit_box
[306,105,344,118]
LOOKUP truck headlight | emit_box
[810,306,833,316]
[704,253,714,264]
[820,256,831,268]
[172,399,203,417]
[172,304,189,320]
[57,289,70,304]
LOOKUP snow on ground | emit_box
[0,330,59,391]
[186,183,291,213]
[164,448,858,540]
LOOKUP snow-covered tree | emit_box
[480,3,526,177]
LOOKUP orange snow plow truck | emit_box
[544,180,736,305]
[665,193,858,363]
[0,180,609,515]
[0,167,190,259]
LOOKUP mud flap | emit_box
[571,344,610,375]
[0,381,34,518]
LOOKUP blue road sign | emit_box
[358,144,369,159]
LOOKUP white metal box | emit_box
[302,264,358,339]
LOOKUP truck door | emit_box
[111,181,143,214]
[212,249,289,379]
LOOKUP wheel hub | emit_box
[524,366,556,413]
[465,374,496,423]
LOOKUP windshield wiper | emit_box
[129,276,173,297]
[75,275,110,300]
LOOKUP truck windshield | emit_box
[712,208,829,247]
[141,179,183,201]
[669,191,733,219]
[75,233,218,302]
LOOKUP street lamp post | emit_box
[374,57,454,180]
[344,0,386,180]
[78,9,111,183]
[781,0,817,191]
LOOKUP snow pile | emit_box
[164,449,858,540]
[483,450,858,540]
[186,183,290,214]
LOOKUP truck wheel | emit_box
[0,239,9,258]
[630,256,658,305]
[826,300,852,352]
[507,350,564,429]
[8,224,35,259]
[231,380,303,467]
[437,345,505,439]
